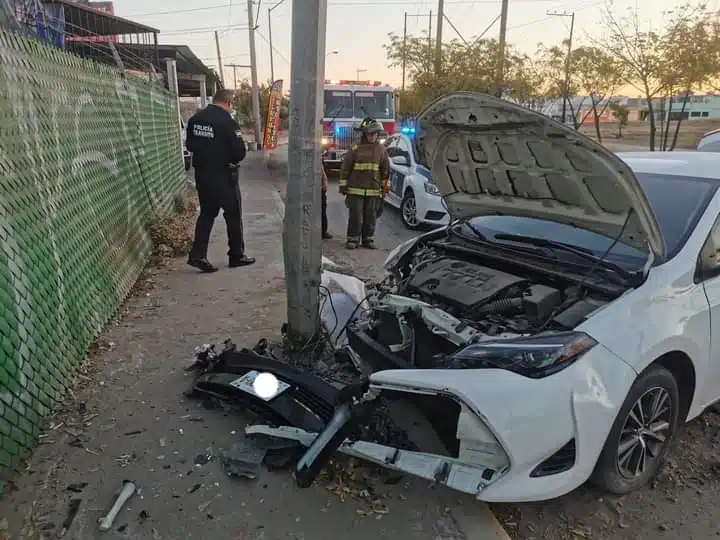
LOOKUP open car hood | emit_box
[414,92,666,261]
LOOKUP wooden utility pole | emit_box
[435,0,444,75]
[215,30,225,87]
[495,0,509,97]
[402,12,407,91]
[548,10,575,124]
[247,0,263,150]
[283,0,327,344]
[428,10,432,55]
[226,63,251,90]
[268,1,288,85]
[404,13,433,87]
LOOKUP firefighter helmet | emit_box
[358,117,383,135]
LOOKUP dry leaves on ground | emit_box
[149,188,198,263]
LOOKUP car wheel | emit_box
[590,364,680,495]
[401,189,420,230]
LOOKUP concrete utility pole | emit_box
[548,10,575,124]
[435,0,444,75]
[247,0,263,150]
[284,0,328,344]
[495,0,509,98]
[215,30,225,87]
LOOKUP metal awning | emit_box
[42,0,158,37]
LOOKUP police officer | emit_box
[338,118,390,249]
[186,89,255,273]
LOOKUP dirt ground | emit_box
[579,118,720,150]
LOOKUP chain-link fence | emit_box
[0,12,186,489]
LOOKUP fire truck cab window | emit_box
[324,90,353,118]
[354,91,393,120]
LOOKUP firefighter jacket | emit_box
[338,142,390,197]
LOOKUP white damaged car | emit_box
[252,93,720,503]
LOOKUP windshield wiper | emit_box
[492,233,634,280]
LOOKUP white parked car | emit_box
[697,128,720,152]
[277,93,720,503]
[383,133,450,229]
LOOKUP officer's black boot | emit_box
[229,255,256,268]
[188,258,219,273]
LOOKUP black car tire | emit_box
[401,189,420,230]
[590,364,680,495]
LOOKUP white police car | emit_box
[384,132,450,229]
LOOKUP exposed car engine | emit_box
[402,244,610,334]
[349,240,614,371]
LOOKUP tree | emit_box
[535,41,585,128]
[599,6,669,150]
[572,46,625,143]
[660,5,718,150]
[232,79,290,131]
[609,102,629,138]
[384,33,537,114]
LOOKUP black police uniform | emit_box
[186,104,253,269]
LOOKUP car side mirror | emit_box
[696,240,720,282]
[391,155,409,166]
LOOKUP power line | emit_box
[129,0,574,17]
[255,28,290,64]
[160,24,249,36]
[507,0,601,30]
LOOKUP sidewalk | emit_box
[0,153,507,540]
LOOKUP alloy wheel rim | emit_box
[616,386,672,479]
[403,196,418,226]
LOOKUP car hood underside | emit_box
[413,92,666,261]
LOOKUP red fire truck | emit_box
[321,80,396,170]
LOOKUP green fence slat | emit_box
[0,22,186,486]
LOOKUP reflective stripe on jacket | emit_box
[339,142,390,198]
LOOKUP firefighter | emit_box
[338,118,390,249]
[186,89,256,273]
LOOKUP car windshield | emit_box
[324,90,353,118]
[353,91,394,119]
[463,172,717,267]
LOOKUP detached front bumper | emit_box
[246,267,637,503]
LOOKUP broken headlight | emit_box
[448,332,598,379]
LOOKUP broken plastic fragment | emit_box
[220,439,269,480]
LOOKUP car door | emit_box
[696,212,720,401]
[384,137,403,207]
[391,136,413,199]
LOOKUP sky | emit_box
[111,0,713,93]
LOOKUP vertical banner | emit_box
[263,79,283,150]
